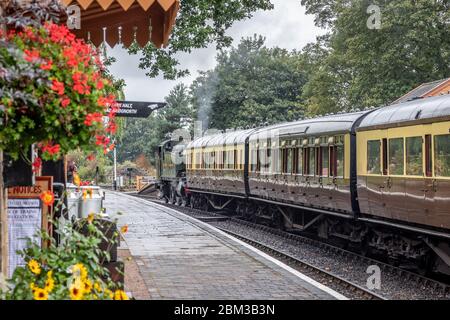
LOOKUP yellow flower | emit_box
[73,173,81,187]
[33,287,49,300]
[82,190,87,200]
[45,271,55,292]
[114,290,129,300]
[87,212,95,224]
[104,289,114,299]
[69,279,84,300]
[71,263,88,280]
[83,278,93,294]
[30,282,36,294]
[94,281,103,293]
[28,259,41,275]
[120,225,128,234]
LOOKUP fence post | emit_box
[0,4,8,277]
[0,151,7,276]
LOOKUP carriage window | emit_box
[272,148,278,173]
[330,145,343,177]
[367,140,381,174]
[389,138,404,175]
[303,148,308,175]
[265,148,272,173]
[435,134,450,177]
[321,147,329,177]
[336,145,344,177]
[260,148,267,173]
[308,147,315,176]
[425,135,432,177]
[275,149,283,173]
[230,150,235,170]
[286,148,293,174]
[282,149,287,173]
[296,148,303,175]
[406,137,423,176]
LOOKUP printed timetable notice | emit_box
[7,199,42,278]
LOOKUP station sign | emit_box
[107,101,167,118]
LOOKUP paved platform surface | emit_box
[105,191,343,300]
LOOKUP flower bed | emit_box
[0,216,128,300]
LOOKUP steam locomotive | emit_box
[156,94,450,276]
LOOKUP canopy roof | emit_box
[358,95,450,131]
[61,0,179,48]
[249,112,367,141]
[187,129,256,149]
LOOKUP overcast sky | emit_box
[107,0,325,102]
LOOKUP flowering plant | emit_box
[0,216,128,300]
[0,22,118,168]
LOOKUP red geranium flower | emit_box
[32,157,42,173]
[95,135,110,146]
[106,121,117,134]
[40,60,53,71]
[41,142,60,156]
[51,80,65,95]
[96,80,104,90]
[84,113,103,126]
[61,98,71,108]
[24,49,40,63]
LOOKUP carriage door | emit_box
[431,134,450,229]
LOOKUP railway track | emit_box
[132,193,450,300]
[215,226,385,300]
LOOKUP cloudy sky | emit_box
[107,0,325,102]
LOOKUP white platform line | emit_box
[111,191,348,300]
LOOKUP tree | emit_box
[191,35,307,130]
[129,0,274,79]
[301,0,450,114]
[116,84,193,165]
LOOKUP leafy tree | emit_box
[301,0,450,114]
[129,0,274,79]
[191,35,307,130]
[116,84,193,164]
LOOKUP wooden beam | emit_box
[0,151,8,277]
[0,6,8,277]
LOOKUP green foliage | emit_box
[117,83,194,164]
[0,215,126,300]
[300,0,450,115]
[0,23,117,162]
[129,0,274,79]
[67,148,113,183]
[191,35,307,130]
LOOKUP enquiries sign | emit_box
[108,101,167,118]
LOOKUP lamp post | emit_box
[113,139,117,191]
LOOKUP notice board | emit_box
[7,199,41,278]
[7,177,53,278]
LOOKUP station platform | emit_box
[104,191,345,300]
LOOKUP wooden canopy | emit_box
[61,0,179,48]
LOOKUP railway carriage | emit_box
[157,94,450,275]
[186,129,253,209]
[247,112,366,217]
[356,95,450,274]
